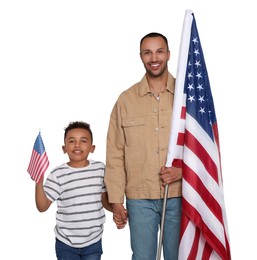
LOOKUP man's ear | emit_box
[90,145,96,153]
[62,145,67,154]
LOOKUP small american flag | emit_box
[27,132,49,183]
[166,10,231,259]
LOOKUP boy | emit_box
[35,121,113,260]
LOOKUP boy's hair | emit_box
[140,32,169,51]
[64,121,93,143]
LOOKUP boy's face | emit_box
[62,128,95,166]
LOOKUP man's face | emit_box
[140,36,170,78]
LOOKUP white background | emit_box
[1,0,256,259]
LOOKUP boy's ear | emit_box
[90,145,96,153]
[62,145,67,154]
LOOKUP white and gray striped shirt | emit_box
[44,160,106,248]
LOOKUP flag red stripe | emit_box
[181,106,186,119]
[184,129,219,183]
[177,132,185,146]
[225,234,231,259]
[213,123,220,152]
[202,241,213,259]
[213,123,224,183]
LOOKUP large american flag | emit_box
[166,10,231,259]
[27,132,49,183]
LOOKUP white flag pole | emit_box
[156,10,193,260]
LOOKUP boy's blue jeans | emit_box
[55,238,102,260]
[126,198,181,260]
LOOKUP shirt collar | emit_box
[138,72,176,97]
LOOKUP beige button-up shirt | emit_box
[105,73,182,203]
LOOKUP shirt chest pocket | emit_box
[122,117,145,147]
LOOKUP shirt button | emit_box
[155,128,159,131]
[153,109,157,113]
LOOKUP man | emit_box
[105,32,182,260]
